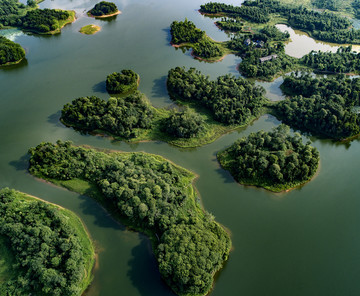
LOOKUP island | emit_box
[106,69,139,94]
[0,36,25,66]
[28,141,232,296]
[88,1,121,18]
[0,0,75,35]
[217,125,320,192]
[60,68,269,147]
[273,72,360,140]
[0,188,95,295]
[79,24,101,35]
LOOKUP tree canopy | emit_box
[275,72,360,139]
[28,141,231,296]
[167,67,267,125]
[0,36,25,66]
[61,92,154,139]
[106,69,138,94]
[89,1,118,16]
[0,188,94,296]
[218,125,320,191]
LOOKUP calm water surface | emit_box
[1,1,360,295]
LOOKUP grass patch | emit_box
[79,24,100,35]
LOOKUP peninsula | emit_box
[28,141,231,296]
[0,36,25,66]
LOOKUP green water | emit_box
[1,1,360,295]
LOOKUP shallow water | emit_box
[1,1,360,296]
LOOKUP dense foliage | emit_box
[0,36,25,65]
[200,2,270,23]
[167,67,267,125]
[106,69,138,94]
[28,141,231,296]
[215,17,243,32]
[19,8,70,33]
[301,46,360,73]
[311,0,343,11]
[170,19,204,45]
[0,188,93,296]
[276,73,360,139]
[0,0,26,27]
[89,1,118,16]
[218,125,319,191]
[163,108,205,138]
[192,38,224,59]
[61,92,154,139]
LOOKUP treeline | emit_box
[167,67,267,125]
[28,141,231,296]
[0,188,93,296]
[311,0,343,11]
[89,1,118,16]
[216,17,243,32]
[18,8,71,33]
[200,2,270,23]
[106,69,138,94]
[301,46,360,74]
[61,93,154,139]
[275,73,360,139]
[0,36,25,66]
[192,38,224,59]
[218,125,319,191]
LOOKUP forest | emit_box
[200,2,270,23]
[18,8,72,33]
[275,73,360,140]
[162,108,205,138]
[201,0,358,44]
[0,188,94,296]
[106,69,138,94]
[167,67,267,125]
[301,46,360,73]
[61,93,154,139]
[218,125,320,192]
[28,141,231,296]
[0,36,25,66]
[170,18,204,45]
[0,0,27,27]
[89,1,118,16]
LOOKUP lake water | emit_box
[1,1,360,295]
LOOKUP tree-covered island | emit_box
[28,141,232,296]
[218,125,320,192]
[0,0,75,34]
[273,72,360,140]
[0,188,95,295]
[0,36,25,66]
[88,1,121,18]
[106,69,139,94]
[60,68,269,147]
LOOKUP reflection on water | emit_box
[276,24,360,58]
[255,76,285,101]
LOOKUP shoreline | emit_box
[87,10,121,18]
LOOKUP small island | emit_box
[0,36,25,66]
[0,188,95,295]
[273,72,360,140]
[79,24,101,35]
[28,141,231,296]
[218,125,320,192]
[88,1,121,18]
[106,69,139,94]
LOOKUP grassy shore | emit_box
[79,24,101,35]
[87,10,121,18]
[0,190,95,295]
